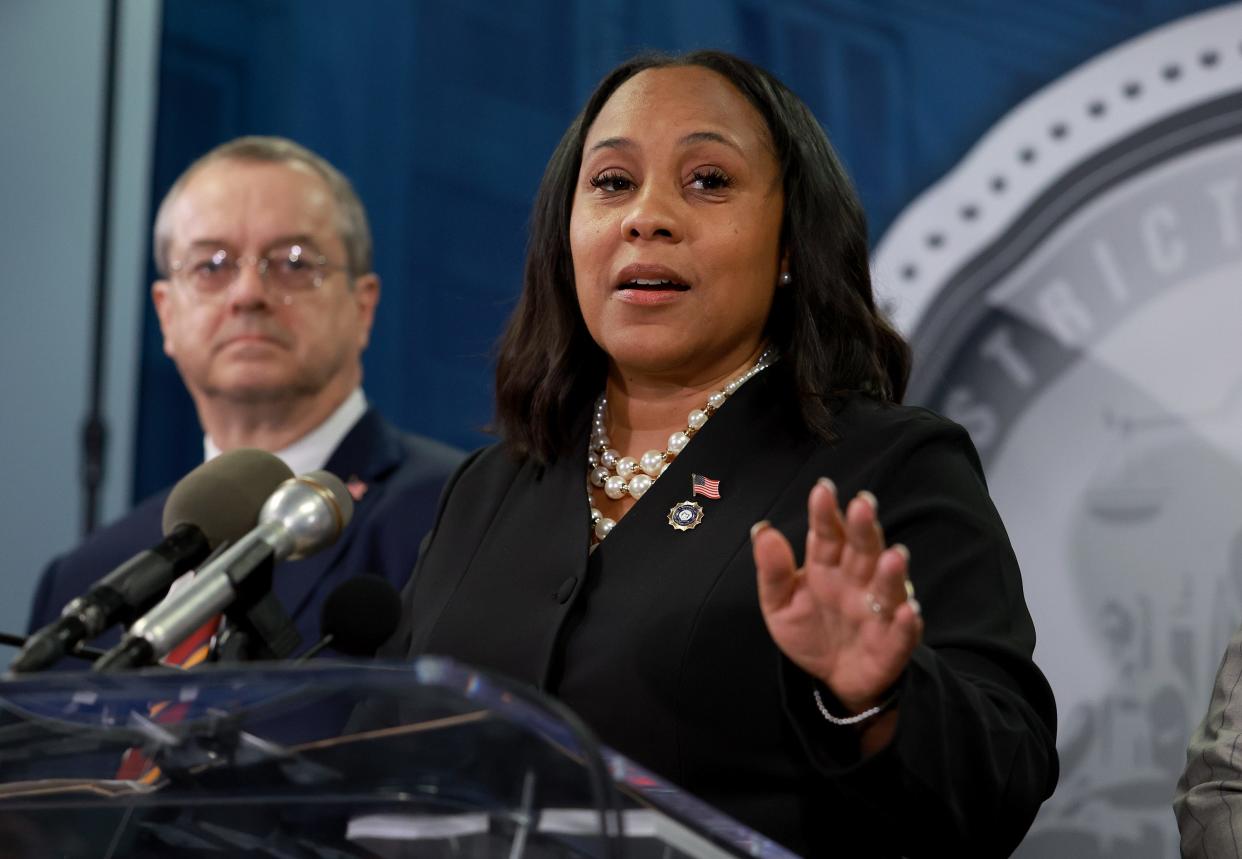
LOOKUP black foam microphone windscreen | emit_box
[162,448,297,545]
[319,575,402,657]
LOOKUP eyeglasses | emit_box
[168,244,346,298]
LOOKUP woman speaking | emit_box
[388,51,1058,856]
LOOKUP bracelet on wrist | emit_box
[812,687,898,727]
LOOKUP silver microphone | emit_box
[92,470,354,671]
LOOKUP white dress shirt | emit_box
[203,388,368,476]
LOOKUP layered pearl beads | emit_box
[588,347,778,542]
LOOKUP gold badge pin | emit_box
[668,500,704,531]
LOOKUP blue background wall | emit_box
[132,0,1230,499]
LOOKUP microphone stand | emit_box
[213,553,302,664]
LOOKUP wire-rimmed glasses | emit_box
[168,244,346,299]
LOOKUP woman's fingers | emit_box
[886,598,924,674]
[758,482,924,707]
[762,481,917,624]
[753,521,800,614]
[864,544,912,619]
[804,478,847,570]
[840,491,885,585]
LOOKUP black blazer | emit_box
[28,409,464,660]
[389,370,1058,857]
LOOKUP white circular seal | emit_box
[873,5,1242,855]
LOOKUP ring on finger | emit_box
[903,578,923,616]
[863,591,883,615]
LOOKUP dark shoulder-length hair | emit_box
[495,50,910,463]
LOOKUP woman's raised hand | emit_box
[752,479,923,716]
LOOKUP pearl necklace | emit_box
[588,347,778,542]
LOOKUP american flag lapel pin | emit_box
[691,473,721,499]
[668,474,719,532]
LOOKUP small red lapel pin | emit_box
[346,476,368,501]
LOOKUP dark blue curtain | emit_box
[134,0,1226,499]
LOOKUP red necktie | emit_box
[115,614,221,781]
[162,614,221,669]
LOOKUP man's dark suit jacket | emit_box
[28,408,464,661]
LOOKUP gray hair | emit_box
[152,136,373,277]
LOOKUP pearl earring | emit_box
[779,272,792,286]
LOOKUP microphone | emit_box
[297,575,402,661]
[12,449,293,673]
[93,470,354,672]
[0,631,104,662]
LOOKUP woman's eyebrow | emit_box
[587,136,633,154]
[678,130,742,154]
[586,130,742,155]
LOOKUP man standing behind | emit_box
[27,136,463,659]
